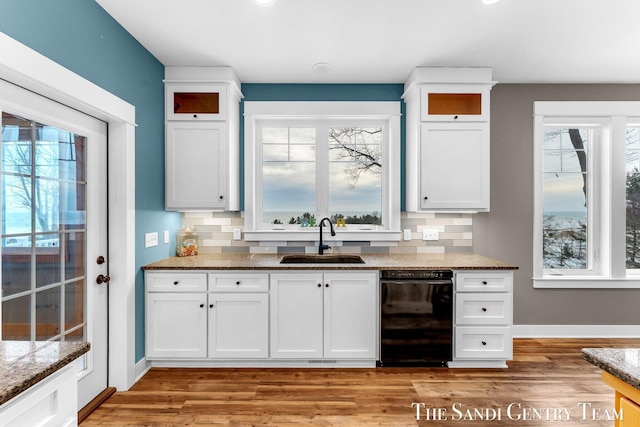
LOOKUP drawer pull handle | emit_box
[482,307,487,312]
[481,341,487,346]
[173,281,179,285]
[482,281,488,285]
[199,304,204,308]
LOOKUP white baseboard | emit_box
[513,324,640,338]
[134,358,151,384]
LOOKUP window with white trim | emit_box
[533,101,640,288]
[244,102,401,241]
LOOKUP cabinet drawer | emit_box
[455,272,512,292]
[456,293,511,325]
[209,273,269,292]
[454,326,512,359]
[146,272,207,292]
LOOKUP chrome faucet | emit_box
[318,217,335,255]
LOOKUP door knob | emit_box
[96,274,111,285]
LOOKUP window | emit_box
[533,101,640,288]
[244,102,401,241]
[2,112,87,340]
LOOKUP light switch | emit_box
[163,230,170,244]
[145,232,158,248]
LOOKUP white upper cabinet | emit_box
[404,67,495,212]
[164,67,242,211]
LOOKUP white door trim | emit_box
[0,32,137,390]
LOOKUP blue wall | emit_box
[241,84,406,211]
[0,0,181,362]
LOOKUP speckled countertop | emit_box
[582,348,640,390]
[142,253,519,271]
[0,341,90,406]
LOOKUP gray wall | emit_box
[474,84,640,325]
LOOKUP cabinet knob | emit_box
[209,304,214,308]
[199,304,204,308]
[219,195,224,200]
[173,281,179,285]
[481,341,487,346]
[317,283,322,288]
[325,284,329,288]
[423,196,428,200]
[482,307,487,312]
[454,115,459,120]
[236,281,240,285]
[482,281,488,285]
[193,114,198,118]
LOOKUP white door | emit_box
[270,273,323,358]
[0,80,109,410]
[324,273,377,359]
[208,293,269,358]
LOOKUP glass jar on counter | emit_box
[176,226,198,257]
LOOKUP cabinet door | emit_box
[421,85,490,122]
[270,273,323,359]
[165,121,227,210]
[146,293,207,359]
[323,273,377,359]
[166,84,228,121]
[420,122,489,211]
[208,293,269,358]
[620,396,640,427]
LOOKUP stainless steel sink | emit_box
[280,254,365,264]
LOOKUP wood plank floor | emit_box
[82,339,639,426]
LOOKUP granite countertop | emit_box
[582,348,640,390]
[0,340,90,406]
[142,252,518,271]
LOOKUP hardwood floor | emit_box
[82,339,639,426]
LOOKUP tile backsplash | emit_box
[182,211,472,254]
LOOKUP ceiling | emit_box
[96,0,640,84]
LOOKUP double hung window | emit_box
[533,101,640,288]
[244,102,401,241]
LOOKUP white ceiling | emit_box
[96,0,640,84]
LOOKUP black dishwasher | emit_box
[378,270,453,367]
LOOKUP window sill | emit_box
[533,277,640,289]
[244,229,402,242]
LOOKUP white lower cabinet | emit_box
[270,272,377,360]
[450,271,513,368]
[146,272,208,359]
[207,293,269,358]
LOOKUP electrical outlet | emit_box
[145,232,158,248]
[163,230,169,244]
[403,229,412,241]
[422,228,439,241]
[233,228,242,240]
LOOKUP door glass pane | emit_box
[328,127,382,225]
[65,280,84,331]
[36,287,61,340]
[2,112,87,342]
[261,127,316,225]
[626,127,640,268]
[542,128,589,269]
[2,294,30,340]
